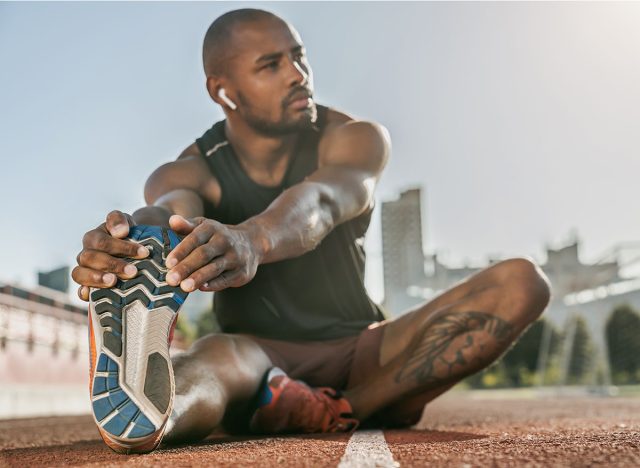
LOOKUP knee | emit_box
[172,334,244,391]
[493,257,552,320]
[190,333,239,360]
[185,333,271,394]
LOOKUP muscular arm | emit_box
[241,120,391,264]
[72,142,217,300]
[163,117,391,293]
[133,143,213,226]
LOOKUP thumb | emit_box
[106,210,134,239]
[169,214,201,235]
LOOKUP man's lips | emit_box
[288,95,312,109]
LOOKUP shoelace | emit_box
[314,388,360,433]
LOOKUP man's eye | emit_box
[266,61,279,70]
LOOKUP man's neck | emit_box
[224,119,298,175]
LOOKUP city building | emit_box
[380,187,427,315]
[379,185,640,389]
[381,186,624,313]
[0,282,88,417]
[0,278,196,418]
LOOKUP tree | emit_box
[567,315,593,384]
[606,304,640,384]
[170,314,197,350]
[195,308,221,339]
[501,318,561,387]
[464,318,562,388]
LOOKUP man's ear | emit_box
[206,76,221,103]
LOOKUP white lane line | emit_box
[338,430,400,468]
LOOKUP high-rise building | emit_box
[379,184,640,392]
[37,266,70,293]
[380,185,623,320]
[381,187,426,316]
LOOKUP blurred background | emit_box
[2,1,640,418]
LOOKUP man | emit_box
[73,8,552,454]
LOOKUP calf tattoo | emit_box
[395,311,514,385]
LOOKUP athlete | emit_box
[72,8,552,454]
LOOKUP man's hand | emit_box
[72,210,150,301]
[165,215,266,293]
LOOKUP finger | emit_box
[71,265,118,289]
[77,249,138,279]
[180,256,230,292]
[77,286,90,302]
[84,230,149,259]
[165,220,216,271]
[199,268,245,292]
[167,233,230,284]
[105,210,134,238]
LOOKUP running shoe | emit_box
[88,225,187,454]
[249,367,359,434]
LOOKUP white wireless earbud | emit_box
[218,88,237,110]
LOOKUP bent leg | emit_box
[345,257,551,422]
[163,333,272,444]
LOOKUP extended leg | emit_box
[162,333,272,444]
[345,257,551,421]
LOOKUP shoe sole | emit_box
[88,225,187,453]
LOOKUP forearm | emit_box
[160,121,388,293]
[240,181,337,264]
[131,206,173,227]
[133,189,205,227]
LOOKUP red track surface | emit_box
[1,393,639,467]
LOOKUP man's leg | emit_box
[345,257,551,422]
[162,333,272,444]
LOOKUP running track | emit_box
[1,392,639,467]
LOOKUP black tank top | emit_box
[195,104,386,341]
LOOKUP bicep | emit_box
[318,120,390,178]
[309,120,391,222]
[153,189,204,219]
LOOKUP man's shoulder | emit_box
[318,106,390,160]
[320,106,387,141]
[318,106,356,151]
[177,142,202,159]
[323,106,355,131]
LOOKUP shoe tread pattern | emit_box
[92,354,156,438]
[90,225,187,441]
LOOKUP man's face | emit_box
[226,18,317,135]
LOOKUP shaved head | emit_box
[202,8,316,135]
[203,8,283,77]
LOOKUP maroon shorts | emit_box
[244,322,430,427]
[245,322,384,391]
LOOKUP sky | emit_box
[2,1,640,305]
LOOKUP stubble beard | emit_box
[237,92,318,136]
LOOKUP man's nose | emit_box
[286,57,309,87]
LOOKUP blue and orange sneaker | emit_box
[249,367,359,434]
[88,225,187,454]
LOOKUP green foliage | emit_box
[174,314,197,347]
[606,304,640,385]
[464,360,511,389]
[463,317,562,389]
[195,308,221,339]
[567,315,593,384]
[501,318,561,386]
